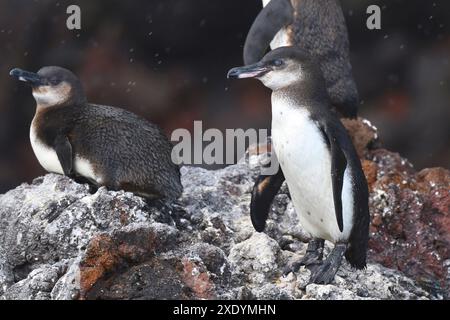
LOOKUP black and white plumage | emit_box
[244,0,359,118]
[10,66,182,201]
[228,47,369,284]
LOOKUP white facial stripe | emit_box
[262,0,271,7]
[19,76,27,82]
[32,90,65,106]
[32,83,71,106]
[259,68,302,90]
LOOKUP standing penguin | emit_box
[244,0,359,118]
[228,47,369,284]
[10,66,182,201]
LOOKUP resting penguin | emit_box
[243,0,359,118]
[10,66,182,201]
[228,47,369,284]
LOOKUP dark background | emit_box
[0,0,449,193]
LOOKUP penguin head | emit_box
[10,66,86,107]
[228,47,322,91]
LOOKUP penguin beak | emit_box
[227,63,271,79]
[9,68,45,86]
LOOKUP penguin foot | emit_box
[283,238,325,275]
[308,243,346,285]
[301,238,325,266]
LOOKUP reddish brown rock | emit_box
[76,222,226,300]
[181,258,216,299]
[85,257,192,300]
[79,224,177,299]
[416,168,450,213]
[362,159,378,191]
[366,147,450,296]
[79,234,121,298]
[342,117,379,158]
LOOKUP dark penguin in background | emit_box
[228,47,369,284]
[10,66,182,201]
[244,0,359,118]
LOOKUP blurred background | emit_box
[0,0,449,193]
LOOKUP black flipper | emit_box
[250,167,285,232]
[54,135,73,176]
[318,117,369,269]
[243,0,294,65]
[321,125,347,232]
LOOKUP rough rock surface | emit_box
[0,119,448,300]
[345,119,449,298]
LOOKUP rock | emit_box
[342,117,380,158]
[85,258,190,300]
[2,261,68,300]
[303,264,429,300]
[0,118,447,300]
[366,150,450,297]
[229,233,282,286]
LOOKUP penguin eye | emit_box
[48,77,61,86]
[273,59,284,67]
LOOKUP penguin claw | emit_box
[283,254,322,276]
[300,239,325,266]
[282,262,301,276]
[308,261,339,284]
[300,251,324,267]
[283,239,326,276]
[308,243,346,285]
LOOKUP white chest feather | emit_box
[271,96,354,242]
[29,123,102,184]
